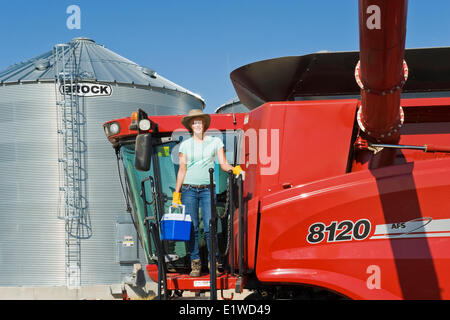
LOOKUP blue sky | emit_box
[1,1,450,113]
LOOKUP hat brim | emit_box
[182,114,211,131]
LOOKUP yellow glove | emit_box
[172,192,182,207]
[232,165,245,179]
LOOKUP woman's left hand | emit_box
[233,165,245,180]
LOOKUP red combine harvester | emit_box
[103,0,450,299]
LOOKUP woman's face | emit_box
[190,117,204,134]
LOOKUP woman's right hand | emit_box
[172,191,182,207]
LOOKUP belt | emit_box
[182,184,214,189]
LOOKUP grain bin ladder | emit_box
[54,43,88,288]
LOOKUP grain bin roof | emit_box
[0,37,204,104]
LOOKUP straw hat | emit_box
[181,109,211,131]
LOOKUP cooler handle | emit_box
[168,204,186,218]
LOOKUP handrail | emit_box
[140,175,168,300]
[141,176,156,259]
[228,170,235,276]
[150,222,168,300]
[208,168,218,300]
[237,175,244,278]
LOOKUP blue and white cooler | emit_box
[160,205,192,241]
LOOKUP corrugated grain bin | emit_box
[215,97,248,114]
[0,37,204,289]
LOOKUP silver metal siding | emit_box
[0,82,66,286]
[215,97,249,114]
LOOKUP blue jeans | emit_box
[181,185,217,262]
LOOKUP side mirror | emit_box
[135,133,152,171]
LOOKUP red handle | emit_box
[425,144,450,153]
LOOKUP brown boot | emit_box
[189,259,201,277]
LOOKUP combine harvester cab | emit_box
[104,110,248,299]
[104,0,450,300]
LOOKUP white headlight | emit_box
[109,122,120,135]
[139,119,151,131]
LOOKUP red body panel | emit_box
[236,101,357,271]
[241,101,357,199]
[255,158,450,299]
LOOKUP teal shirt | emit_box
[179,135,224,185]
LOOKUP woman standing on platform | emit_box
[172,109,243,277]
